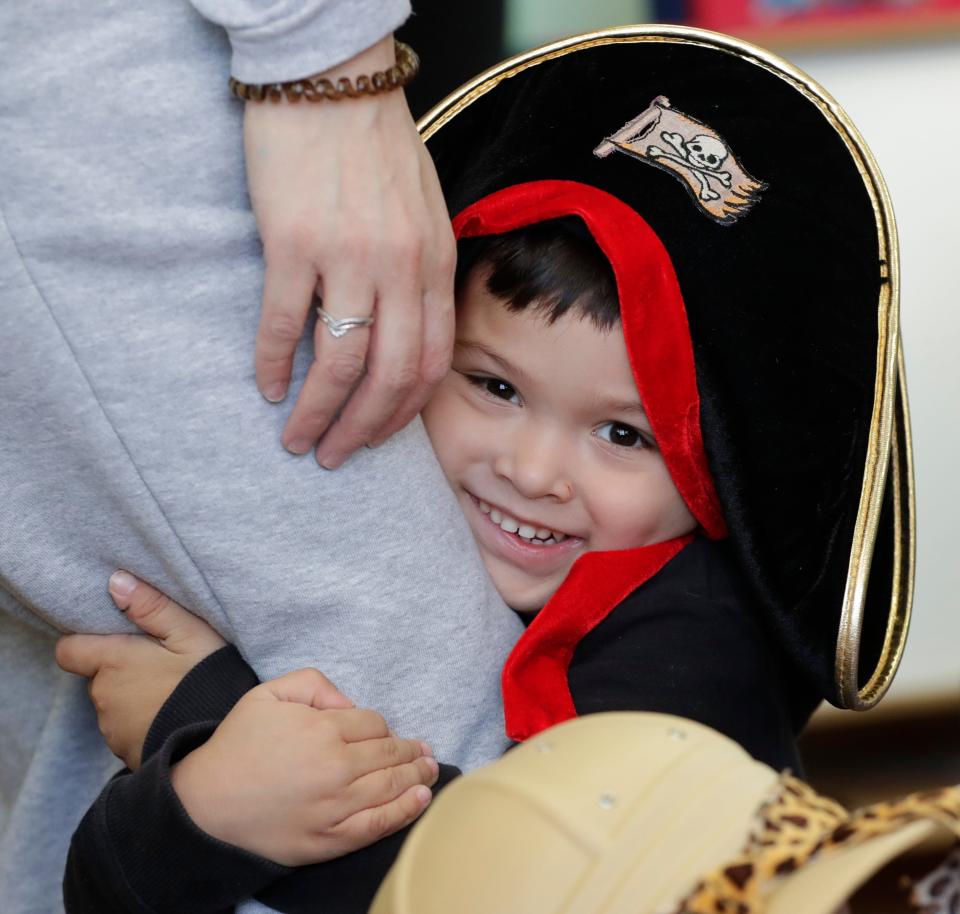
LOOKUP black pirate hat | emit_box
[420,26,914,714]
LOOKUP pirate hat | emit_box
[420,25,913,712]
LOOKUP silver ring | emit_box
[316,305,374,339]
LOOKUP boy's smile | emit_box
[421,269,697,613]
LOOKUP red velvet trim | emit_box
[452,180,726,741]
[501,535,693,741]
[453,180,725,539]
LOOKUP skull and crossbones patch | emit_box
[594,96,766,224]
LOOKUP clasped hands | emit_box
[55,573,438,867]
[248,35,456,468]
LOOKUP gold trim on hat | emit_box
[418,24,914,710]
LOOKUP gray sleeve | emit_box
[189,0,412,82]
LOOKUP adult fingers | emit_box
[313,261,423,468]
[255,257,318,404]
[281,271,375,456]
[55,633,132,678]
[334,784,433,848]
[367,159,456,448]
[256,668,355,711]
[108,571,226,656]
[416,157,457,390]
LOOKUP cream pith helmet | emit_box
[370,713,956,914]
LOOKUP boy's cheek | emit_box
[419,389,449,452]
[421,386,482,477]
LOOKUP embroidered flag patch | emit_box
[594,96,766,224]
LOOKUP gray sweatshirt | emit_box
[0,3,523,912]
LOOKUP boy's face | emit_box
[421,268,697,613]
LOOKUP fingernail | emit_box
[419,741,435,759]
[264,383,287,403]
[414,785,432,804]
[315,451,342,470]
[425,757,439,776]
[109,571,137,599]
[284,438,312,455]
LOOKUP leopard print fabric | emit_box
[669,775,960,914]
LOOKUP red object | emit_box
[501,536,693,740]
[452,180,726,741]
[690,0,960,44]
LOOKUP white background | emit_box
[792,42,960,701]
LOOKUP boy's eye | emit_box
[595,421,651,449]
[465,375,520,404]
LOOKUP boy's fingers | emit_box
[108,571,225,655]
[55,634,125,678]
[331,708,392,743]
[345,736,430,775]
[257,668,355,711]
[336,783,433,847]
[346,756,439,812]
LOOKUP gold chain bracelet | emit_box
[229,39,419,103]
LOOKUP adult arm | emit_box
[189,1,457,465]
[567,537,819,772]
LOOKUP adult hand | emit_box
[171,669,439,866]
[246,35,456,468]
[55,572,227,770]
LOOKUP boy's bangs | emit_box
[455,217,621,331]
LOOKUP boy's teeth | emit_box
[479,499,567,544]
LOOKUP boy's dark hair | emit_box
[455,217,620,330]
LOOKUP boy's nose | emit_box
[493,425,573,503]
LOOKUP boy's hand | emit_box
[55,572,227,770]
[171,668,440,866]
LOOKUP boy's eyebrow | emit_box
[454,339,531,384]
[595,397,650,419]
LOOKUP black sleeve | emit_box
[568,537,819,772]
[143,644,261,761]
[255,764,462,914]
[64,645,281,914]
[64,722,291,914]
[65,642,464,914]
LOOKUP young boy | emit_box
[58,23,908,914]
[58,209,809,914]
